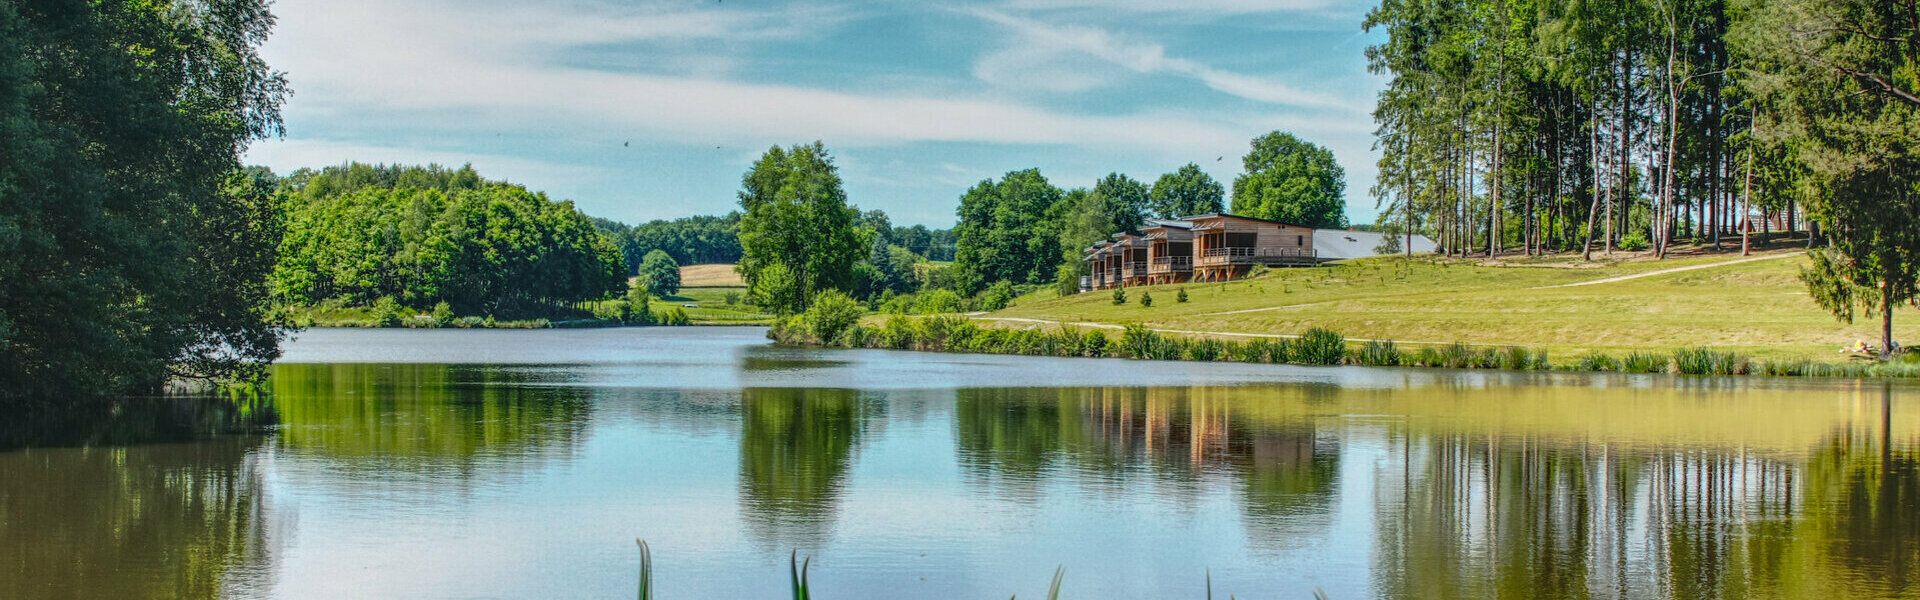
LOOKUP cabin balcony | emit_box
[1196,247,1316,266]
[1125,261,1148,278]
[1149,256,1192,274]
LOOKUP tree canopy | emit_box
[1149,164,1226,219]
[638,250,682,297]
[272,163,628,313]
[1,0,290,403]
[737,142,867,314]
[1231,132,1348,228]
[953,169,1066,291]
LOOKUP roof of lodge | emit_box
[1177,213,1311,229]
[1140,219,1193,230]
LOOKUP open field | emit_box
[660,286,771,324]
[987,249,1918,362]
[679,264,744,287]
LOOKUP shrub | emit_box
[1622,352,1667,373]
[799,290,864,344]
[1112,288,1127,305]
[626,286,655,325]
[1176,288,1189,303]
[881,316,916,349]
[1055,262,1081,298]
[1246,265,1271,279]
[1671,347,1750,375]
[454,316,486,328]
[432,301,455,327]
[1357,340,1402,367]
[654,307,691,326]
[724,291,741,306]
[1187,338,1225,361]
[1577,353,1622,372]
[1294,328,1346,365]
[1500,347,1549,371]
[844,325,874,349]
[1619,230,1650,251]
[1081,330,1110,357]
[1120,324,1160,359]
[1227,340,1265,363]
[372,296,404,328]
[1139,291,1153,307]
[915,289,967,314]
[982,281,1015,311]
[591,300,628,322]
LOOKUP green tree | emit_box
[1231,131,1349,228]
[736,142,867,314]
[1149,164,1225,218]
[1094,173,1152,231]
[0,0,291,403]
[1738,0,1920,357]
[952,169,1065,292]
[638,250,682,297]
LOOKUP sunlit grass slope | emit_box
[991,251,1918,361]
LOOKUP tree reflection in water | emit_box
[737,387,872,550]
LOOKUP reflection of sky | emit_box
[81,330,1918,598]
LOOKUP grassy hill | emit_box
[986,249,1917,362]
[680,264,745,287]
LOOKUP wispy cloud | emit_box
[961,8,1354,110]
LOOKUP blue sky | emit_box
[243,0,1387,227]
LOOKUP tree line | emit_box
[272,163,629,314]
[1364,0,1918,355]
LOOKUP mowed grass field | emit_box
[988,250,1918,362]
[680,264,744,287]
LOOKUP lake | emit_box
[2,327,1915,599]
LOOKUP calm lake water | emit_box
[3,327,1917,599]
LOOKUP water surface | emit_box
[3,327,1915,599]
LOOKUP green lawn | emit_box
[660,286,772,324]
[989,250,1917,362]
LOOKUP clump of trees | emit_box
[1232,132,1348,229]
[638,250,682,297]
[593,213,743,274]
[1,0,291,403]
[272,163,629,314]
[736,142,868,314]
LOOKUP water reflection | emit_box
[0,430,274,598]
[268,363,592,473]
[737,387,873,549]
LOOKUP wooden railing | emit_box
[1150,256,1193,271]
[1197,247,1316,265]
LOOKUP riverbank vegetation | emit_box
[1,1,292,404]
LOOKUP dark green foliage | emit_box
[432,302,455,327]
[593,213,742,271]
[798,290,864,345]
[1622,353,1668,374]
[1357,340,1403,367]
[1176,288,1189,303]
[737,142,866,314]
[639,250,682,297]
[1578,353,1624,372]
[1081,330,1110,358]
[1671,347,1750,375]
[626,285,656,325]
[1112,288,1128,305]
[274,164,628,314]
[1230,131,1347,228]
[1187,339,1225,362]
[654,307,691,327]
[982,281,1015,312]
[1149,164,1225,219]
[0,1,291,402]
[1139,291,1153,307]
[953,169,1065,291]
[1293,328,1347,365]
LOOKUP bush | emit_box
[1112,288,1127,305]
[1187,338,1225,362]
[454,316,486,328]
[1139,291,1153,307]
[1619,230,1650,251]
[1671,347,1750,375]
[591,300,629,322]
[915,289,967,314]
[626,286,655,325]
[1227,340,1266,363]
[1081,330,1110,357]
[880,316,916,349]
[724,291,741,306]
[799,290,864,344]
[653,307,691,326]
[1294,328,1346,365]
[982,281,1015,311]
[1246,265,1271,279]
[1578,353,1623,372]
[1056,262,1081,298]
[432,301,455,327]
[1176,288,1189,303]
[372,296,404,328]
[1622,352,1667,373]
[1357,340,1402,366]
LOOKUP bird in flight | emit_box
[624,141,630,147]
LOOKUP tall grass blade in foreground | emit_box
[791,551,811,600]
[1048,565,1064,600]
[635,539,652,600]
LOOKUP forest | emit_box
[272,163,629,315]
[1363,0,1919,353]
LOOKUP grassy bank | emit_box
[771,307,1920,379]
[990,250,1917,362]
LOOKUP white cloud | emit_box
[961,8,1354,110]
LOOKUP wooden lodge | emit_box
[1083,214,1316,291]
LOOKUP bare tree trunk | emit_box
[1741,136,1754,256]
[1583,99,1603,261]
[1882,286,1896,360]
